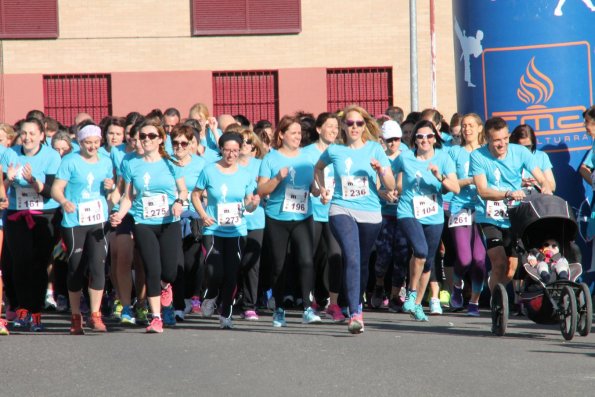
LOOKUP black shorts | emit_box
[479,223,517,258]
[115,213,135,236]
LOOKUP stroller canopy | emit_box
[508,193,578,253]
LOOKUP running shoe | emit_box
[89,312,107,332]
[241,310,259,321]
[174,310,185,322]
[450,285,464,310]
[439,290,451,307]
[184,298,193,315]
[411,304,429,322]
[146,317,164,333]
[5,306,17,322]
[120,306,136,325]
[201,298,217,318]
[402,290,417,313]
[160,283,173,308]
[429,298,443,315]
[347,313,364,334]
[272,307,286,327]
[370,285,386,309]
[112,299,123,319]
[13,309,31,329]
[135,306,149,326]
[70,313,84,335]
[30,313,44,332]
[45,291,57,310]
[325,303,346,323]
[302,307,322,324]
[388,297,403,313]
[466,303,480,317]
[190,296,202,314]
[162,305,176,327]
[219,316,233,329]
[0,318,9,335]
[56,295,69,313]
[341,306,349,318]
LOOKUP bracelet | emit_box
[174,198,184,205]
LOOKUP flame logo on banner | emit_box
[516,57,554,107]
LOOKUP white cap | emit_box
[381,120,402,140]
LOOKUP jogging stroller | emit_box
[490,192,593,340]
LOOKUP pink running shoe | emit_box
[348,313,364,334]
[326,303,346,323]
[241,310,259,321]
[160,284,173,308]
[191,296,202,314]
[146,317,164,334]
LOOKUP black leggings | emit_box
[4,211,55,313]
[239,228,264,310]
[63,223,109,292]
[173,236,205,311]
[313,221,343,297]
[133,222,182,298]
[264,216,315,310]
[203,234,246,318]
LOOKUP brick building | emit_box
[0,0,457,125]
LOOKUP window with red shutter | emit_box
[212,70,278,124]
[327,67,393,116]
[43,74,112,126]
[0,0,59,39]
[192,0,300,36]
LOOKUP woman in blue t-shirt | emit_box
[2,117,62,332]
[192,133,260,329]
[52,124,114,334]
[394,120,459,322]
[98,116,125,158]
[315,105,395,334]
[510,124,556,192]
[237,128,266,321]
[258,115,322,327]
[110,120,188,334]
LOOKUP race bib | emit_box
[486,200,509,220]
[217,202,243,226]
[78,199,105,226]
[341,176,369,200]
[142,194,170,219]
[448,209,473,228]
[413,194,439,219]
[283,187,308,214]
[16,186,43,210]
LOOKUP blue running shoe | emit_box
[162,305,176,327]
[30,313,45,332]
[450,285,464,310]
[466,303,480,317]
[411,304,429,322]
[13,309,31,329]
[272,307,286,327]
[402,291,417,313]
[120,305,136,325]
[302,307,322,324]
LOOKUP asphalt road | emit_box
[1,308,594,397]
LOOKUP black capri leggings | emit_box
[264,216,315,310]
[203,234,246,318]
[133,221,182,298]
[63,223,110,292]
[313,220,343,296]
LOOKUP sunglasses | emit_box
[385,137,401,143]
[345,120,365,127]
[244,139,253,145]
[542,242,558,248]
[139,133,160,141]
[415,133,435,140]
[172,140,189,148]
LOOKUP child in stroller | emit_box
[525,238,570,284]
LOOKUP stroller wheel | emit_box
[559,286,577,341]
[491,283,508,336]
[576,283,592,337]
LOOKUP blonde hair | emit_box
[461,113,486,145]
[241,128,265,159]
[340,104,380,144]
[0,123,17,146]
[188,103,210,120]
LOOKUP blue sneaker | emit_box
[450,285,464,310]
[13,309,31,329]
[120,305,136,325]
[162,305,176,327]
[272,308,286,327]
[411,304,429,322]
[466,303,480,317]
[302,307,322,324]
[402,291,417,313]
[429,298,443,315]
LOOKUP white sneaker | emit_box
[45,293,57,310]
[219,316,233,329]
[429,298,443,315]
[183,299,192,315]
[202,298,217,318]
